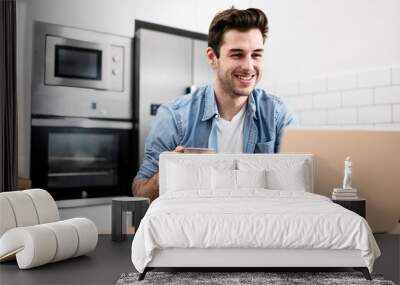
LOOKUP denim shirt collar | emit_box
[201,84,258,121]
[246,90,258,120]
[201,85,218,121]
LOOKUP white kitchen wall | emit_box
[249,0,400,84]
[248,0,400,128]
[272,67,400,128]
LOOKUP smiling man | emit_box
[132,8,294,200]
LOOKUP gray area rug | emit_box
[116,272,396,285]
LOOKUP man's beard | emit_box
[219,74,255,97]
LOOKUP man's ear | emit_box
[206,47,218,69]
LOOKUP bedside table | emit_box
[111,197,150,242]
[332,198,366,218]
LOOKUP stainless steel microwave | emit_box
[45,35,113,90]
[32,22,133,119]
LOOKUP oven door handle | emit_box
[32,118,133,129]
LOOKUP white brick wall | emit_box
[282,95,313,111]
[392,66,400,85]
[276,81,299,96]
[274,66,400,128]
[375,123,400,128]
[342,89,373,107]
[300,110,327,125]
[375,86,400,104]
[357,68,391,88]
[327,73,357,91]
[299,78,327,94]
[358,105,392,124]
[313,92,341,109]
[327,108,357,125]
[393,104,400,122]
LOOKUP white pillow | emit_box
[266,161,309,191]
[167,162,211,191]
[212,168,236,190]
[236,169,267,189]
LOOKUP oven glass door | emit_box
[47,132,118,188]
[45,35,109,90]
[31,125,135,200]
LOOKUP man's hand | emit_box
[131,173,159,201]
[175,146,185,153]
[131,146,185,200]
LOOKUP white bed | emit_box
[131,153,380,280]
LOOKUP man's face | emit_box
[208,28,264,97]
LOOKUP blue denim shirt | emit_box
[134,84,294,181]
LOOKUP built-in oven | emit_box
[31,118,137,200]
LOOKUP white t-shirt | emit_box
[216,105,246,153]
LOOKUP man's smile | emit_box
[233,73,256,84]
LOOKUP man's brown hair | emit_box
[208,8,268,58]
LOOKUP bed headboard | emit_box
[281,127,400,233]
[159,153,314,195]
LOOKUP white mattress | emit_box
[131,190,380,273]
